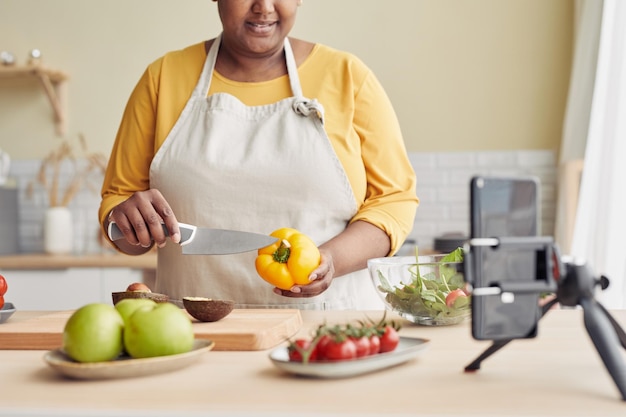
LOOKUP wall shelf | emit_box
[0,65,69,135]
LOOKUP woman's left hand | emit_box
[273,249,335,298]
[272,220,392,298]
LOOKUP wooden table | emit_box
[1,309,625,417]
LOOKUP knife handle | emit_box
[107,222,197,245]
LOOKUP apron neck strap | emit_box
[195,33,304,98]
[283,37,303,98]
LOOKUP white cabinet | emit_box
[1,268,143,310]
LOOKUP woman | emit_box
[99,0,418,309]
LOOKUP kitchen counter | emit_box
[0,253,157,270]
[0,253,158,293]
[1,309,625,417]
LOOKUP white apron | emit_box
[150,34,384,310]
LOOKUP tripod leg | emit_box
[465,302,549,372]
[464,339,511,372]
[580,298,626,401]
[597,303,626,350]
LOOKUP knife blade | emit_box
[107,222,278,255]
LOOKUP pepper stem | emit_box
[272,239,292,263]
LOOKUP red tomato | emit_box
[288,339,317,362]
[445,289,467,308]
[0,295,4,310]
[349,336,370,358]
[0,274,7,296]
[314,334,332,361]
[379,326,400,353]
[324,338,357,361]
[368,334,381,355]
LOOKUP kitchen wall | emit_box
[407,149,556,251]
[7,148,556,255]
[0,0,573,157]
[0,0,572,253]
[8,159,107,255]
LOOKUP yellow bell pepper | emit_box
[255,228,321,290]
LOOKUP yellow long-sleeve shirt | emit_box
[100,40,418,254]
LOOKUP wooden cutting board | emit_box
[0,309,302,351]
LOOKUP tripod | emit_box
[464,239,626,401]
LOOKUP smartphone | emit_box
[469,176,542,341]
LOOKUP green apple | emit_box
[114,298,157,325]
[124,302,194,359]
[63,303,124,363]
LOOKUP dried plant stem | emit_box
[29,134,107,208]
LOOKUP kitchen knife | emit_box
[107,222,278,255]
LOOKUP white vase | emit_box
[44,206,73,254]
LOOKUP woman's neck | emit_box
[205,37,314,83]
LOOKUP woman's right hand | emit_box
[106,189,181,254]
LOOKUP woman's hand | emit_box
[273,220,391,298]
[273,249,335,298]
[105,189,181,254]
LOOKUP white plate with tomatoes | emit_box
[269,336,429,378]
[0,302,16,324]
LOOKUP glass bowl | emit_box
[368,254,470,326]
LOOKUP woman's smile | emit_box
[246,20,277,34]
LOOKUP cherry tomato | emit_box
[349,336,370,358]
[0,295,4,310]
[379,326,400,353]
[288,339,317,362]
[314,334,332,361]
[0,274,7,296]
[324,338,357,361]
[445,289,467,308]
[368,334,381,355]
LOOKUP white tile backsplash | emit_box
[7,159,107,254]
[5,150,557,254]
[409,150,557,250]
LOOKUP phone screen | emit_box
[470,176,542,341]
[470,177,539,238]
